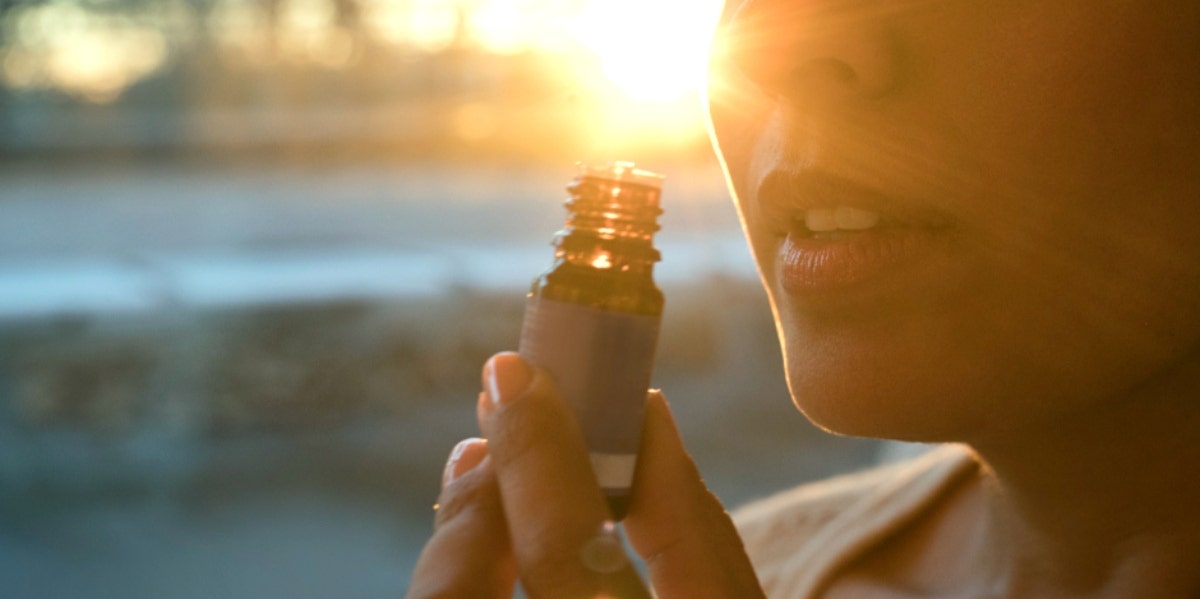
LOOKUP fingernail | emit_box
[442,438,487,488]
[484,352,533,406]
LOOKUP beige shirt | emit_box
[733,445,979,599]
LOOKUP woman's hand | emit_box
[406,352,765,598]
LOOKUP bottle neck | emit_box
[553,237,657,276]
[554,174,662,275]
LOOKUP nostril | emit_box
[733,50,873,102]
[796,58,860,89]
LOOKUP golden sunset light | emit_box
[2,0,724,107]
[0,0,728,158]
[569,0,725,103]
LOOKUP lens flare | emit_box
[570,0,724,103]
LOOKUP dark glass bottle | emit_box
[518,162,665,520]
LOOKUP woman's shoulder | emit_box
[732,444,979,599]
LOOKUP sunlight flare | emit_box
[570,0,724,103]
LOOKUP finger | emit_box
[624,391,766,598]
[479,352,650,599]
[406,439,517,599]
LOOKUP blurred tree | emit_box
[0,0,18,144]
[333,0,359,30]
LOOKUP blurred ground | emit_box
[0,160,882,597]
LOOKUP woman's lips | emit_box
[754,169,958,296]
[778,224,950,294]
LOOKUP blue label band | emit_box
[519,297,661,491]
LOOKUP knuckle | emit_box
[641,532,686,570]
[433,465,501,530]
[487,397,558,471]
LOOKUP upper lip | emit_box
[755,168,954,236]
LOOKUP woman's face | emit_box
[708,0,1200,442]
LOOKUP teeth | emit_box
[836,206,881,230]
[804,206,881,232]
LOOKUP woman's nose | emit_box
[718,1,901,102]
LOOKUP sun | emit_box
[569,0,725,103]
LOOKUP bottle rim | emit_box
[576,161,665,189]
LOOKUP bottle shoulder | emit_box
[531,262,663,315]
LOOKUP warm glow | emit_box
[0,0,724,145]
[466,0,577,55]
[208,0,271,59]
[361,0,458,53]
[468,0,526,55]
[275,0,358,67]
[570,0,724,103]
[453,102,499,141]
[591,252,613,269]
[2,2,168,103]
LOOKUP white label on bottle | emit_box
[519,296,660,492]
[590,453,639,490]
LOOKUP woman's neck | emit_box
[971,357,1200,598]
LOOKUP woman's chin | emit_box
[790,387,968,442]
[782,358,992,444]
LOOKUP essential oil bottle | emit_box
[518,162,665,520]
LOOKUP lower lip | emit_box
[778,226,950,295]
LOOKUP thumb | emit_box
[624,391,765,598]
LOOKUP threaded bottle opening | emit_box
[563,162,664,248]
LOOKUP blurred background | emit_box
[0,1,888,596]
